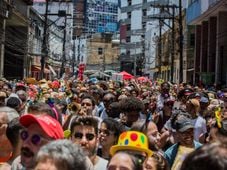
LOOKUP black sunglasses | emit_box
[20,130,49,146]
[74,132,95,141]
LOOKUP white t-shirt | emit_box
[192,116,207,142]
[94,156,108,170]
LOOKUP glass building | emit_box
[79,0,119,34]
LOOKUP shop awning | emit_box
[31,66,50,74]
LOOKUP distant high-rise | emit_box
[73,0,119,38]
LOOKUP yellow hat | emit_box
[110,131,153,157]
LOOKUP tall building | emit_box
[73,0,120,71]
[73,0,119,37]
[119,0,171,76]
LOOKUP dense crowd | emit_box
[0,76,227,170]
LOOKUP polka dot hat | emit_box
[110,131,153,157]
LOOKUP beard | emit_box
[81,145,97,158]
[21,147,36,169]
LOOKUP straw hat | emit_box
[26,77,37,85]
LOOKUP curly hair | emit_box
[120,97,144,113]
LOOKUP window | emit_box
[188,0,198,6]
[127,12,131,19]
[142,9,147,16]
[142,22,146,30]
[126,36,130,43]
[190,33,195,46]
[127,24,131,31]
[98,48,103,55]
[128,0,132,6]
[35,26,41,38]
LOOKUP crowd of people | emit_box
[0,76,227,170]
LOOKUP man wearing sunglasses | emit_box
[70,116,108,170]
[11,114,64,170]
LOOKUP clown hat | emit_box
[110,131,153,157]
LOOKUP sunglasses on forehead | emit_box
[74,132,95,141]
[20,130,50,146]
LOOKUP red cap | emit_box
[20,114,64,139]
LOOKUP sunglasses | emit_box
[74,132,95,141]
[99,129,114,136]
[20,130,50,146]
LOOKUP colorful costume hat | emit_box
[110,131,153,157]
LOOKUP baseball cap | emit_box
[175,117,194,132]
[200,96,209,103]
[183,88,193,96]
[20,114,64,139]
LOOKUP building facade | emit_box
[187,0,227,86]
[73,0,120,71]
[0,0,32,79]
[86,34,120,71]
[119,0,174,76]
[33,1,74,77]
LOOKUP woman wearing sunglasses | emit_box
[98,118,125,160]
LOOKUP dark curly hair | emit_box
[120,97,144,113]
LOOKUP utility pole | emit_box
[158,20,162,78]
[148,3,180,82]
[40,0,49,79]
[72,40,76,75]
[171,7,175,82]
[77,37,81,64]
[179,0,183,83]
[60,15,67,77]
[0,19,6,78]
[133,43,137,76]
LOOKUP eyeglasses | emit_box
[99,129,114,136]
[74,132,95,141]
[20,130,50,146]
